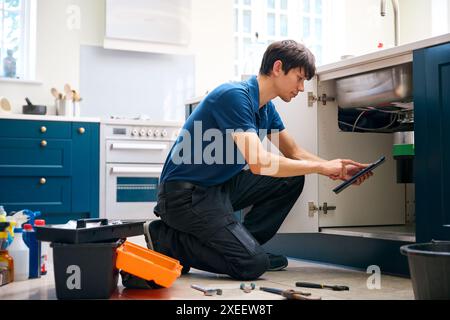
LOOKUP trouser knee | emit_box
[227,253,269,281]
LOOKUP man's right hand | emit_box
[319,159,367,180]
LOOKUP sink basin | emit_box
[336,63,413,109]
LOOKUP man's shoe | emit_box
[120,271,162,289]
[267,253,288,271]
[143,220,191,275]
[143,220,160,250]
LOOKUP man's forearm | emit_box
[290,147,327,163]
[251,151,324,177]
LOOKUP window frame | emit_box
[0,0,36,80]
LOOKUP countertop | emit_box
[0,114,101,123]
[317,33,450,81]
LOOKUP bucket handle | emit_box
[76,218,108,229]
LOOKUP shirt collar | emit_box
[247,76,261,114]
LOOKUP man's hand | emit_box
[320,159,373,186]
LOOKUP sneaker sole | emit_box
[143,220,154,250]
[267,263,288,271]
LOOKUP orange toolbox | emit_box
[116,241,182,288]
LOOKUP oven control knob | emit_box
[161,129,168,137]
[131,129,138,136]
[147,129,153,137]
[140,129,146,136]
[154,129,161,137]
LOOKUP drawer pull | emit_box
[40,178,47,185]
[40,140,47,147]
[78,127,86,134]
[40,126,47,133]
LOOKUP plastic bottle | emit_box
[8,228,29,281]
[34,220,47,276]
[0,249,14,285]
[23,224,41,278]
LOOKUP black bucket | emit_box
[400,241,450,300]
[51,240,122,300]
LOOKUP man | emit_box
[144,40,372,281]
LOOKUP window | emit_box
[0,0,35,80]
[233,0,328,79]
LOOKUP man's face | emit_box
[274,65,307,103]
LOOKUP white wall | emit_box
[0,0,105,114]
[325,0,450,63]
[0,0,447,114]
[0,0,233,114]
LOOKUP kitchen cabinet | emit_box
[263,35,450,276]
[0,118,99,224]
[414,42,450,242]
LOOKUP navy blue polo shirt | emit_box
[160,76,285,187]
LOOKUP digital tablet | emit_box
[332,156,386,194]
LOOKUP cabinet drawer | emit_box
[0,120,71,139]
[0,176,71,213]
[0,138,72,176]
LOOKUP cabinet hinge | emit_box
[308,201,337,217]
[308,92,336,107]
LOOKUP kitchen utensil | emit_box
[0,97,12,114]
[22,97,47,115]
[51,88,60,99]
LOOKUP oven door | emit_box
[105,164,162,220]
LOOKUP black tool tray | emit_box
[35,218,145,244]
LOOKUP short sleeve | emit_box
[267,102,285,134]
[210,88,257,133]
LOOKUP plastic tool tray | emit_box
[35,218,145,244]
[116,241,182,288]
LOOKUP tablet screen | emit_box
[332,156,386,194]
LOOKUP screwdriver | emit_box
[296,281,349,291]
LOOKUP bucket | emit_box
[400,241,450,300]
[51,240,122,299]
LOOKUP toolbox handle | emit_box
[76,218,108,229]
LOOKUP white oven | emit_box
[100,119,182,220]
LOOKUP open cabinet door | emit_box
[271,78,319,233]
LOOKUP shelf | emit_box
[320,225,416,242]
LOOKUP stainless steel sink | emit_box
[336,63,413,109]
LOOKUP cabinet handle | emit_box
[40,126,47,133]
[40,140,47,147]
[78,127,86,134]
[40,178,47,185]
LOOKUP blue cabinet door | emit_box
[0,176,71,213]
[0,138,72,176]
[71,123,99,218]
[414,42,450,242]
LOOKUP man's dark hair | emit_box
[259,40,316,80]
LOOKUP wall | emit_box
[0,0,447,114]
[0,0,233,114]
[0,0,105,114]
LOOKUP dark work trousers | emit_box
[153,170,305,280]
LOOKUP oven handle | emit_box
[110,166,163,174]
[110,143,168,151]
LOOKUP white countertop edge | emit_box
[0,114,101,123]
[317,33,450,76]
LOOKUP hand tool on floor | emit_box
[191,284,223,296]
[240,282,256,293]
[296,281,350,291]
[260,287,321,300]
